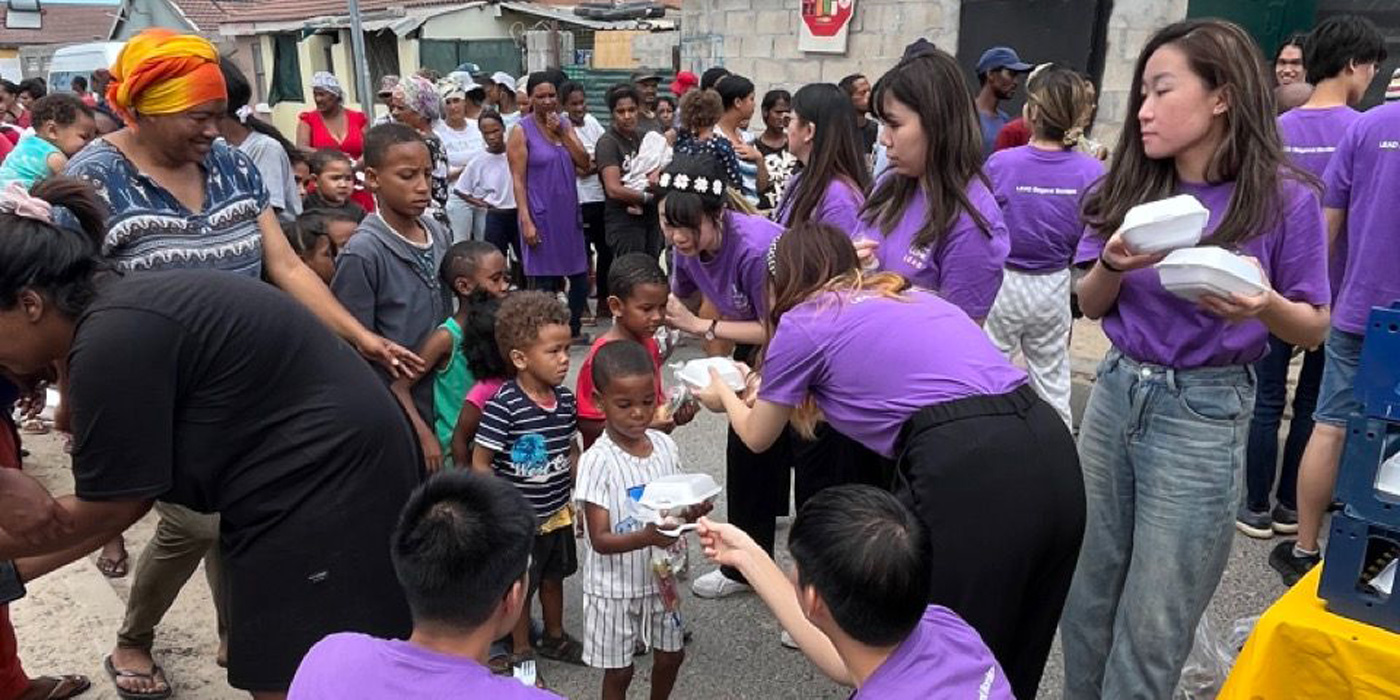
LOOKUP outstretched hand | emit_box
[696,516,759,570]
[356,333,425,380]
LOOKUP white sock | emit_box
[1293,544,1319,558]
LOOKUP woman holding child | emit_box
[691,222,1085,700]
[61,30,422,698]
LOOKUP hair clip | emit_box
[0,182,53,223]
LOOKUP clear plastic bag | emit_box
[1173,614,1260,699]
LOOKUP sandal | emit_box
[487,652,512,676]
[536,632,585,666]
[96,550,129,579]
[103,656,171,700]
[21,674,89,700]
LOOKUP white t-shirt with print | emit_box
[454,150,515,210]
[575,430,683,599]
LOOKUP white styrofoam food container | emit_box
[1120,194,1209,254]
[639,474,722,511]
[1156,247,1268,302]
[674,358,746,392]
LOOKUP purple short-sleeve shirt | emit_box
[774,171,865,235]
[1278,105,1362,294]
[1321,101,1400,334]
[671,211,782,321]
[853,179,1010,319]
[289,633,560,699]
[984,146,1104,272]
[1075,178,1329,368]
[759,289,1026,458]
[853,605,1014,700]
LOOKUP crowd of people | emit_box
[0,11,1396,700]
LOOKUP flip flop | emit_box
[103,656,171,700]
[25,674,90,700]
[96,551,129,579]
[536,632,585,665]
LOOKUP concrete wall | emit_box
[419,5,511,40]
[679,0,1188,147]
[631,30,679,70]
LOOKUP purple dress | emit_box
[520,116,588,276]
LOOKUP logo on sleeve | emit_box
[1380,140,1400,150]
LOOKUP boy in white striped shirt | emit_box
[576,340,700,699]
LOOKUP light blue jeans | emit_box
[1061,349,1255,699]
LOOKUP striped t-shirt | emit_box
[475,380,578,520]
[575,430,682,599]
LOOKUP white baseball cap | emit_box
[489,71,517,92]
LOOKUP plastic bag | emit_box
[1173,614,1260,699]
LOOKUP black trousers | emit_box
[894,385,1085,700]
[581,202,611,307]
[792,423,891,508]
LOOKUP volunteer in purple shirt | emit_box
[696,486,1014,700]
[1262,15,1385,580]
[290,473,558,699]
[1285,63,1400,587]
[983,65,1105,428]
[659,152,793,603]
[1059,20,1330,700]
[852,48,1010,323]
[692,222,1084,699]
[772,83,869,234]
[770,82,888,512]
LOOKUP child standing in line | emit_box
[332,123,453,430]
[576,340,695,700]
[473,291,586,677]
[283,219,336,284]
[304,148,368,222]
[300,207,362,253]
[576,254,697,449]
[0,94,94,188]
[449,296,511,466]
[391,241,509,471]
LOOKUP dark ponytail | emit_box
[0,177,107,317]
[220,59,301,161]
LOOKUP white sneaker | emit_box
[780,630,799,649]
[690,569,752,599]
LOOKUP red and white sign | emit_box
[799,0,857,54]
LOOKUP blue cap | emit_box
[977,47,1032,74]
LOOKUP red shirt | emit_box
[299,108,374,212]
[994,117,1031,151]
[575,335,665,422]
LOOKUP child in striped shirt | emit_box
[576,340,701,699]
[473,291,585,677]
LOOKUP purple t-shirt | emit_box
[288,633,560,700]
[854,605,1014,700]
[1278,105,1361,294]
[1075,178,1329,368]
[671,211,782,321]
[853,179,1010,320]
[759,289,1026,458]
[1322,100,1400,334]
[984,145,1104,273]
[774,171,864,234]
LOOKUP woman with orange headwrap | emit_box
[60,29,424,700]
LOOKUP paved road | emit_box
[10,322,1297,699]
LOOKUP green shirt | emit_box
[433,317,475,467]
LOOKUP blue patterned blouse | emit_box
[66,138,270,277]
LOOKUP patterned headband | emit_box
[657,171,725,198]
[765,231,784,277]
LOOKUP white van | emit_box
[47,42,124,93]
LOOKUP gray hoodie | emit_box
[331,212,452,423]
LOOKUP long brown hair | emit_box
[1025,65,1095,148]
[861,48,990,249]
[783,83,870,227]
[759,222,910,438]
[1083,19,1313,245]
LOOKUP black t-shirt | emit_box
[68,271,420,544]
[858,119,879,157]
[595,125,660,234]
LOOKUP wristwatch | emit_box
[704,319,719,341]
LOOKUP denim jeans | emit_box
[1061,350,1255,699]
[1244,335,1323,512]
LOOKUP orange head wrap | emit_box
[106,28,227,125]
